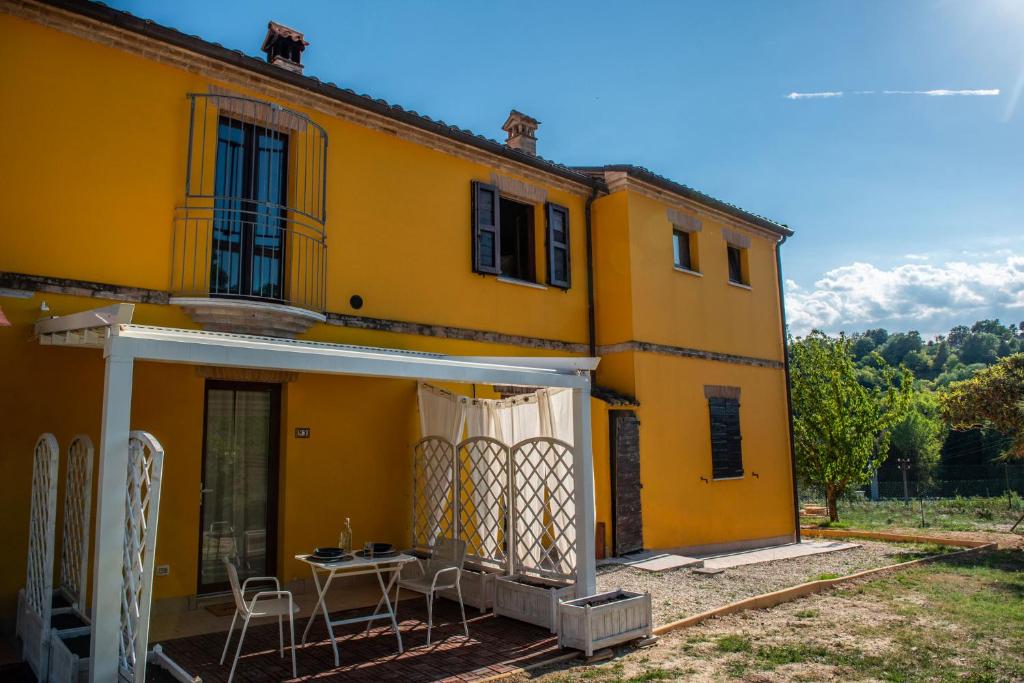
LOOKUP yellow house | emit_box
[0,0,798,656]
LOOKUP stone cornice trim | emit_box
[598,340,783,369]
[6,0,594,197]
[0,270,589,353]
[324,312,588,353]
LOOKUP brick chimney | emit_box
[502,110,539,155]
[261,21,308,74]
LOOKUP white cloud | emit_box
[785,91,844,99]
[786,254,1024,336]
[785,88,999,100]
[881,89,1000,96]
[903,253,930,261]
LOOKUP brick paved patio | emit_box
[156,597,560,682]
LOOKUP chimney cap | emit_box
[261,21,308,51]
[502,110,540,134]
[261,21,308,73]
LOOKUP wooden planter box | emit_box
[48,632,90,683]
[558,589,652,657]
[438,565,499,614]
[494,574,576,633]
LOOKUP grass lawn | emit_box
[527,548,1024,682]
[804,495,1023,532]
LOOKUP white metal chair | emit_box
[395,537,469,645]
[219,558,298,682]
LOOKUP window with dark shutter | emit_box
[708,397,743,478]
[471,181,501,275]
[546,202,571,289]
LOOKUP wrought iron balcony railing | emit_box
[172,93,328,313]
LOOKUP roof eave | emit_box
[576,165,793,237]
[37,0,597,191]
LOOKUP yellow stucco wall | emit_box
[0,13,590,347]
[0,5,797,619]
[623,192,786,362]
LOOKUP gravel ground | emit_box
[595,540,942,625]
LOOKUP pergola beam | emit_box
[72,315,599,681]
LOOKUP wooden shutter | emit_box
[708,397,743,478]
[545,202,571,289]
[471,181,500,275]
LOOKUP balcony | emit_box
[171,93,328,336]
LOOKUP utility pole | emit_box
[897,458,911,503]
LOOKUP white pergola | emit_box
[35,304,599,683]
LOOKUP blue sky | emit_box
[112,0,1024,338]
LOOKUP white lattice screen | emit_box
[119,431,165,683]
[21,433,60,678]
[411,436,456,551]
[511,438,576,580]
[60,434,94,614]
[412,435,577,583]
[457,437,510,572]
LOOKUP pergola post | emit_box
[88,351,134,682]
[571,377,597,596]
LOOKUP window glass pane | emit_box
[554,246,568,281]
[552,209,566,243]
[500,197,534,281]
[674,230,692,270]
[727,245,744,283]
[480,231,495,268]
[477,188,494,225]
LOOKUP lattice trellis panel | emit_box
[457,437,510,571]
[119,431,166,683]
[412,437,456,551]
[511,438,577,581]
[21,433,60,678]
[60,434,94,615]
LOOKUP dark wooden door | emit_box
[610,410,643,556]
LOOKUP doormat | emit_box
[204,602,236,617]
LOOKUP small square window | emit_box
[673,229,696,271]
[727,245,748,285]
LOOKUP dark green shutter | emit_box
[545,202,571,289]
[708,397,743,478]
[472,181,500,275]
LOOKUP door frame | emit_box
[197,379,282,595]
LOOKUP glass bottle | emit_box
[338,517,352,554]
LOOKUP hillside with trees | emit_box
[792,319,1024,504]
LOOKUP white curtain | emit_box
[541,389,575,564]
[416,383,466,545]
[419,384,578,576]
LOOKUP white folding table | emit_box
[296,552,415,666]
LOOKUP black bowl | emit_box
[314,546,343,558]
[366,542,393,554]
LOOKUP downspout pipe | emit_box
[775,234,801,543]
[584,186,599,359]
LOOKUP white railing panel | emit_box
[411,436,456,551]
[60,435,94,614]
[118,431,165,683]
[22,433,60,678]
[457,437,510,572]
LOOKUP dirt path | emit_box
[517,532,1024,682]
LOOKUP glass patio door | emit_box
[198,381,281,594]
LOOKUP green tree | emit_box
[890,391,946,489]
[790,331,913,520]
[959,332,1000,365]
[941,353,1024,458]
